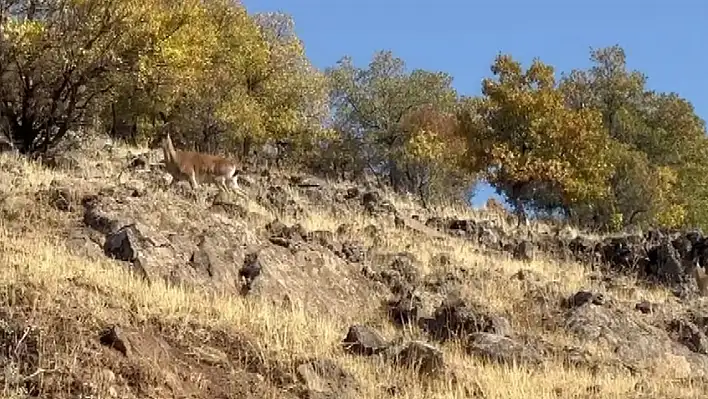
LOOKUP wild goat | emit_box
[158,132,242,194]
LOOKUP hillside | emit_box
[0,135,706,399]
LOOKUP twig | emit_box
[22,367,58,381]
[13,327,30,357]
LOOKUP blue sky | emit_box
[242,0,708,208]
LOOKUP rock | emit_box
[361,191,380,214]
[387,291,423,326]
[296,359,359,399]
[386,341,445,376]
[467,333,542,366]
[343,187,359,200]
[103,224,140,262]
[420,296,512,341]
[667,319,708,354]
[561,301,708,376]
[599,235,645,273]
[238,251,262,293]
[562,229,708,289]
[83,204,121,235]
[188,234,226,279]
[635,301,656,314]
[99,325,129,356]
[341,325,388,356]
[371,251,422,294]
[306,230,340,252]
[244,243,385,318]
[566,290,605,307]
[70,177,387,320]
[513,240,535,261]
[647,240,686,284]
[265,220,308,250]
[103,224,149,280]
[337,242,366,263]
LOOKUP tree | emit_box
[459,54,614,223]
[559,45,708,230]
[99,5,329,163]
[244,11,330,158]
[399,103,472,206]
[0,0,190,154]
[326,50,472,204]
[106,0,269,153]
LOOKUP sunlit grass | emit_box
[0,140,701,398]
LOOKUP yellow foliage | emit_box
[464,54,613,209]
[609,212,624,232]
[98,0,328,152]
[657,205,687,229]
[651,166,686,228]
[400,105,463,168]
[2,20,45,46]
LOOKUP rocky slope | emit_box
[1,136,708,398]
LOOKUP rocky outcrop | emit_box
[8,137,708,398]
[75,188,388,319]
[426,214,708,290]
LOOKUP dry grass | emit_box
[0,141,701,398]
[0,227,644,398]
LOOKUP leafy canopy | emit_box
[459,54,613,216]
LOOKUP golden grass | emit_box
[0,142,702,398]
[0,226,648,398]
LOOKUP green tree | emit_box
[559,45,708,230]
[326,50,471,204]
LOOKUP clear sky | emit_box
[242,0,708,208]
